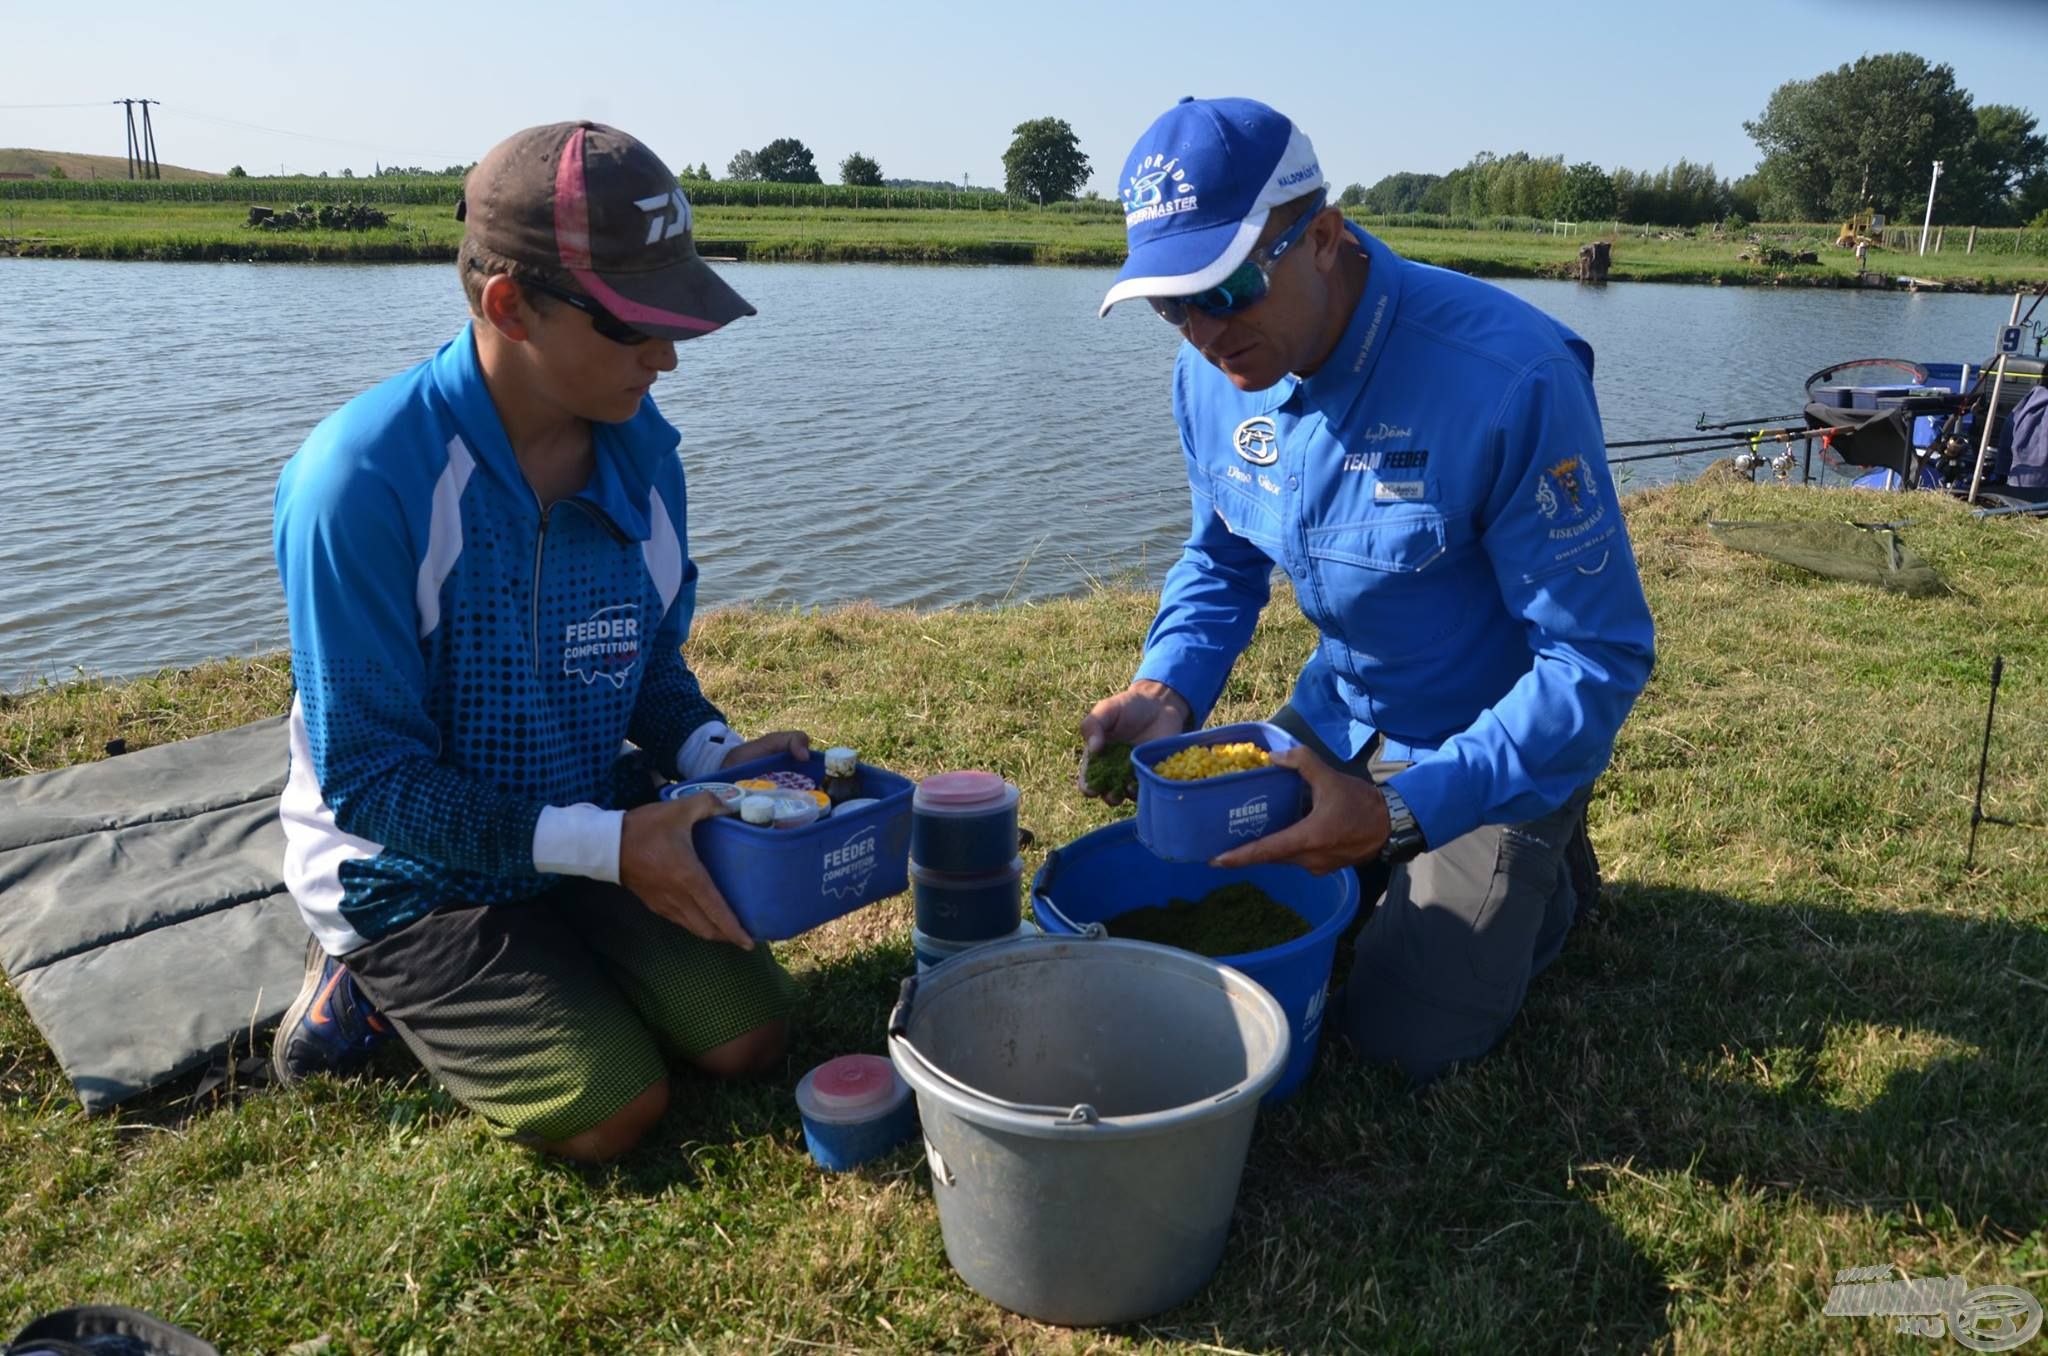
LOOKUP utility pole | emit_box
[139,99,161,179]
[1918,159,1944,256]
[113,99,163,179]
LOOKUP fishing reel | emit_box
[1732,447,1764,480]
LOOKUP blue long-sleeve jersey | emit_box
[1135,224,1656,849]
[274,325,724,953]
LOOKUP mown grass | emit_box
[3,482,2046,1353]
[7,198,2046,288]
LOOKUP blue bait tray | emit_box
[694,752,913,940]
[1132,721,1308,863]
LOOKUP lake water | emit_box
[0,257,2027,683]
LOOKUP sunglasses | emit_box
[516,274,656,346]
[466,259,655,345]
[1149,191,1328,328]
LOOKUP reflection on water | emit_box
[0,256,2025,682]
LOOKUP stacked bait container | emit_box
[909,771,1032,970]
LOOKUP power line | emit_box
[0,102,109,110]
[167,105,468,164]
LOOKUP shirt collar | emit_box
[429,322,658,540]
[1296,223,1404,422]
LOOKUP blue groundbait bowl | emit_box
[1032,820,1359,1104]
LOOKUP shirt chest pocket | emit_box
[1303,507,1469,664]
[1206,472,1284,553]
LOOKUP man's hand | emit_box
[619,792,755,949]
[1210,745,1391,875]
[1078,681,1191,805]
[721,729,812,769]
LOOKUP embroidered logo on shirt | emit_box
[1257,473,1283,495]
[1344,448,1429,473]
[563,604,642,688]
[1536,455,1597,521]
[1224,464,1255,487]
[1233,416,1279,465]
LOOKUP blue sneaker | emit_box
[271,936,394,1085]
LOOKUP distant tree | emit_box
[2030,207,2048,231]
[1548,161,1616,222]
[47,165,67,180]
[1337,182,1367,209]
[1003,116,1090,204]
[1359,171,1441,214]
[755,137,822,184]
[726,149,761,181]
[1943,103,2048,225]
[340,167,354,179]
[840,151,884,187]
[696,161,712,180]
[1745,53,1979,221]
[227,164,247,178]
[318,170,329,179]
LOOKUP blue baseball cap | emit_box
[1098,96,1325,317]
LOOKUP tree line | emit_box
[710,118,1092,205]
[1345,53,2045,228]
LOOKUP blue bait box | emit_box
[1132,721,1309,863]
[693,752,913,941]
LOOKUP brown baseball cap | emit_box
[458,121,754,340]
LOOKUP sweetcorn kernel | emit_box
[1155,742,1270,781]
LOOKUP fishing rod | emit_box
[1606,428,1811,467]
[1605,426,1805,451]
[1696,411,1801,431]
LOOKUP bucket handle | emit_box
[1030,847,1106,939]
[887,977,1100,1126]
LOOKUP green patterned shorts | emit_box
[344,881,800,1142]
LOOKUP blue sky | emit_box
[6,0,2045,192]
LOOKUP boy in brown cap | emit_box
[270,122,805,1162]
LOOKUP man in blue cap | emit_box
[1082,97,1656,1084]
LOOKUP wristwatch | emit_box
[1378,784,1427,864]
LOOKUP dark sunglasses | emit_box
[466,260,655,345]
[1149,190,1328,328]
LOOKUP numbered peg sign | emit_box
[2000,325,2023,355]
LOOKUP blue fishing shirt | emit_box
[1135,224,1657,849]
[274,325,729,952]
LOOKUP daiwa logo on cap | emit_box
[1123,152,1199,226]
[634,189,691,244]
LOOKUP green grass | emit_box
[4,483,2047,1352]
[7,197,2046,287]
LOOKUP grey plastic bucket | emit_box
[887,934,1289,1326]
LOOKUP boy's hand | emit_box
[620,792,754,948]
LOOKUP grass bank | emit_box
[7,198,2046,288]
[4,482,2047,1353]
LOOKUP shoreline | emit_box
[5,235,2035,291]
